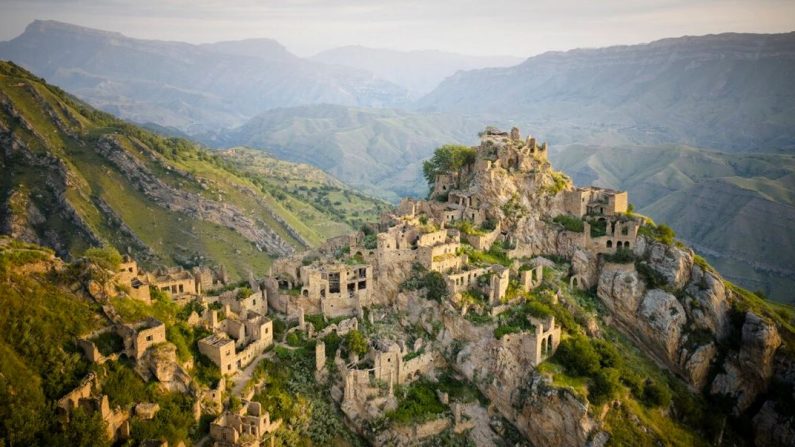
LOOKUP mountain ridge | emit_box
[0,20,410,133]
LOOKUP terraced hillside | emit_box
[0,61,387,279]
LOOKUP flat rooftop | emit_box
[200,334,234,348]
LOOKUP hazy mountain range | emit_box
[0,20,409,133]
[311,46,522,98]
[418,32,795,152]
[2,20,794,302]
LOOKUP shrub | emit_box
[642,379,672,408]
[424,271,448,302]
[588,368,621,406]
[554,335,600,376]
[83,246,122,271]
[553,215,584,233]
[386,381,446,424]
[603,248,635,263]
[346,329,369,356]
[363,234,378,250]
[639,223,676,245]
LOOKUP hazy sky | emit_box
[1,0,793,57]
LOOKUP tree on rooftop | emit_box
[422,144,477,189]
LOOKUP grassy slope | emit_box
[219,104,480,201]
[551,144,795,304]
[0,62,385,279]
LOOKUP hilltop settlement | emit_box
[4,127,794,447]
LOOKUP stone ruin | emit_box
[209,400,281,447]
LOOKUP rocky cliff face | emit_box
[594,235,794,443]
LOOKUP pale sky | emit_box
[0,0,793,57]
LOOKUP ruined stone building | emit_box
[266,256,374,318]
[56,372,131,443]
[151,267,199,297]
[563,187,628,218]
[209,400,281,447]
[117,317,167,360]
[199,311,273,375]
[116,256,151,303]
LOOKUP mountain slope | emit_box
[311,46,522,97]
[552,144,795,303]
[0,61,386,279]
[418,32,795,151]
[0,21,408,132]
[209,104,485,200]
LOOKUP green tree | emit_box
[346,330,369,356]
[422,145,477,188]
[50,407,110,447]
[423,271,448,302]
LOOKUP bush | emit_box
[363,234,378,250]
[638,223,676,245]
[83,246,122,271]
[346,329,369,356]
[554,335,600,376]
[553,215,584,233]
[642,379,672,408]
[387,381,446,424]
[589,368,620,406]
[603,248,634,263]
[424,271,448,302]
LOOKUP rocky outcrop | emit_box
[684,265,730,340]
[135,343,192,393]
[711,312,782,413]
[638,289,687,363]
[512,374,596,447]
[642,242,693,290]
[596,263,645,318]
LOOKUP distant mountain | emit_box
[311,46,522,98]
[0,20,409,133]
[552,144,795,303]
[418,33,795,152]
[0,61,387,279]
[206,104,485,201]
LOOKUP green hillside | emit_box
[0,61,385,279]
[213,104,481,201]
[552,144,795,303]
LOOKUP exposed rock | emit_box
[679,341,718,390]
[596,263,645,317]
[752,400,795,447]
[638,289,686,362]
[711,312,782,413]
[571,249,598,288]
[684,265,730,340]
[135,402,160,420]
[644,241,693,291]
[135,343,192,393]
